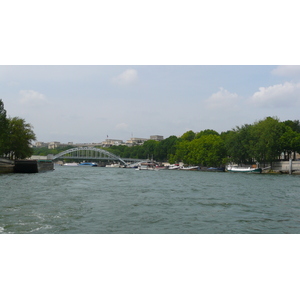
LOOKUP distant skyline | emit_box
[1,65,300,143]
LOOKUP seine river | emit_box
[1,165,300,234]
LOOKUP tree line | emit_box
[0,99,36,160]
[107,117,300,167]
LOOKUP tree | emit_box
[291,134,300,156]
[279,127,298,160]
[155,135,178,161]
[6,117,36,160]
[195,129,219,139]
[251,117,286,165]
[282,120,300,133]
[0,99,9,155]
[187,134,226,166]
[224,124,255,165]
[281,120,300,160]
[181,130,195,141]
[142,140,159,159]
[174,140,191,163]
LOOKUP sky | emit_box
[1,65,300,144]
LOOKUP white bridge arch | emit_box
[52,147,127,165]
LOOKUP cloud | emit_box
[19,90,48,106]
[204,87,240,110]
[271,66,300,77]
[112,69,138,85]
[249,82,300,108]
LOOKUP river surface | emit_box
[1,166,300,234]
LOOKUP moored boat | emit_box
[226,165,262,173]
[155,165,168,170]
[168,164,180,170]
[105,163,121,168]
[79,162,98,167]
[136,162,158,170]
[62,163,78,166]
[179,166,199,170]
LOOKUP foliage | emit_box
[282,120,300,133]
[185,135,226,166]
[155,135,178,161]
[180,130,195,141]
[105,118,300,166]
[224,124,256,164]
[251,117,286,164]
[280,125,300,160]
[5,117,36,160]
[1,100,37,160]
[0,99,9,155]
[195,129,219,139]
[174,140,191,163]
[33,145,74,156]
[106,135,179,162]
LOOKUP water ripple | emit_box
[1,167,300,233]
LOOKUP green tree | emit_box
[251,117,286,165]
[187,134,226,166]
[6,117,36,160]
[142,140,159,159]
[279,127,298,160]
[224,124,255,165]
[155,135,178,161]
[181,130,195,141]
[291,134,300,156]
[33,145,74,156]
[174,140,191,163]
[282,120,300,133]
[0,99,9,155]
[195,129,219,139]
[280,120,300,160]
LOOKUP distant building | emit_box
[35,141,48,148]
[101,139,124,147]
[126,137,149,146]
[48,141,61,149]
[150,135,164,141]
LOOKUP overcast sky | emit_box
[1,65,300,143]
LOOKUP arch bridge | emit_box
[51,147,142,165]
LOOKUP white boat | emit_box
[62,163,78,166]
[226,165,262,173]
[179,166,199,171]
[168,164,180,170]
[136,162,158,170]
[106,163,120,168]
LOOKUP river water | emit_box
[1,166,300,234]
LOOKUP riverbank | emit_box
[0,164,14,173]
[0,159,54,174]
